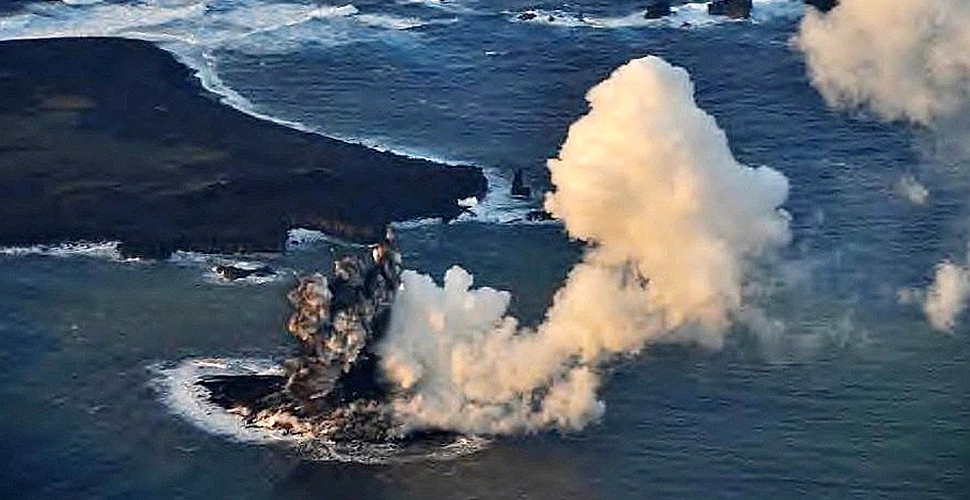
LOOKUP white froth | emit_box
[455,168,545,224]
[167,251,287,285]
[389,218,444,230]
[0,241,127,261]
[285,228,370,251]
[152,357,490,462]
[356,13,439,31]
[511,0,804,30]
[151,358,299,444]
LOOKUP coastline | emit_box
[0,37,487,258]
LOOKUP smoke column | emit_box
[795,0,970,125]
[379,56,792,434]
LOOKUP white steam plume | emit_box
[795,0,970,125]
[895,174,929,205]
[796,1,970,333]
[379,56,791,434]
[923,251,970,333]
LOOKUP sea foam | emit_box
[511,0,804,29]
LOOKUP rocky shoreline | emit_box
[0,37,487,258]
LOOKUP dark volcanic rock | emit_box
[707,0,752,19]
[644,1,672,19]
[511,169,531,198]
[197,237,407,443]
[197,374,286,411]
[214,264,275,281]
[0,38,487,258]
[525,209,554,222]
[804,0,838,13]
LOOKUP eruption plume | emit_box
[795,0,970,125]
[379,56,792,434]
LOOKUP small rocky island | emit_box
[0,38,487,258]
[197,231,426,443]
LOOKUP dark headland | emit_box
[0,37,487,258]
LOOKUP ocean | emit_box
[0,0,967,498]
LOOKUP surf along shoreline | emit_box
[0,37,487,259]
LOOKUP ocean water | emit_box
[0,0,968,498]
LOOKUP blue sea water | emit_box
[0,0,968,498]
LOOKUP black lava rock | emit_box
[644,1,672,19]
[804,0,838,13]
[707,0,752,19]
[0,38,487,258]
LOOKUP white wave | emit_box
[0,1,207,39]
[356,13,431,30]
[0,1,438,49]
[150,358,300,444]
[396,0,478,15]
[285,228,371,251]
[511,0,803,29]
[0,1,366,51]
[450,167,555,225]
[588,3,723,29]
[0,241,129,261]
[749,0,805,22]
[510,9,587,28]
[152,357,490,462]
[168,251,288,285]
[389,217,444,230]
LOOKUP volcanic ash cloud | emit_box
[795,0,970,125]
[379,56,792,434]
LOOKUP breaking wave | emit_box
[151,358,296,444]
[167,251,289,285]
[509,0,804,29]
[0,240,291,285]
[0,241,129,261]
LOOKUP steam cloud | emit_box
[795,0,970,125]
[378,57,791,434]
[797,1,970,332]
[895,174,929,205]
[923,252,970,332]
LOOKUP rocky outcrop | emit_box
[707,0,753,19]
[0,38,488,259]
[804,0,838,13]
[213,264,275,281]
[644,1,672,19]
[511,169,531,198]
